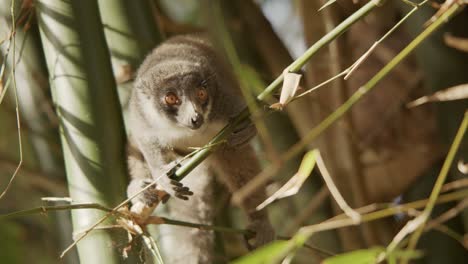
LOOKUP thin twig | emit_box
[0,203,117,219]
[404,110,467,258]
[315,150,361,223]
[344,0,428,80]
[0,0,23,201]
[441,178,468,193]
[426,198,468,230]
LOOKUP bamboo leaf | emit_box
[256,150,317,210]
[271,70,302,110]
[322,247,384,264]
[322,247,423,264]
[230,241,289,264]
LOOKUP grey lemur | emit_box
[126,34,274,263]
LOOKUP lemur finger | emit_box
[179,190,194,196]
[170,180,183,187]
[173,188,194,197]
[177,186,190,192]
[175,194,189,200]
[173,186,188,192]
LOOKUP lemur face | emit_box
[141,70,215,130]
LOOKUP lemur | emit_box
[126,34,274,263]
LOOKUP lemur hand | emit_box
[154,162,194,201]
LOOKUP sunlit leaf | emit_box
[390,249,424,261]
[322,247,384,264]
[323,247,423,264]
[231,241,289,264]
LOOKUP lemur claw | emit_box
[170,180,183,187]
[172,184,193,200]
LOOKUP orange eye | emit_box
[165,92,179,106]
[197,88,208,102]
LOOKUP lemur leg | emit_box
[156,161,215,264]
[212,144,275,247]
[127,142,161,215]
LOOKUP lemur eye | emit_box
[197,88,208,102]
[165,92,179,106]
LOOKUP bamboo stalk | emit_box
[36,1,129,263]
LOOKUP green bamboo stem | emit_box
[0,203,249,234]
[405,110,468,256]
[172,0,385,180]
[36,1,129,263]
[257,0,385,101]
[0,203,116,219]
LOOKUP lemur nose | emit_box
[191,113,204,128]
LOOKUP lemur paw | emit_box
[155,163,194,201]
[141,180,166,206]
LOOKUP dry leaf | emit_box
[444,33,468,53]
[270,70,302,110]
[256,150,317,210]
[279,70,301,104]
[407,83,468,108]
[318,0,337,11]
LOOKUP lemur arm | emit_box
[127,137,192,218]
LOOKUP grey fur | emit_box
[127,35,274,263]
